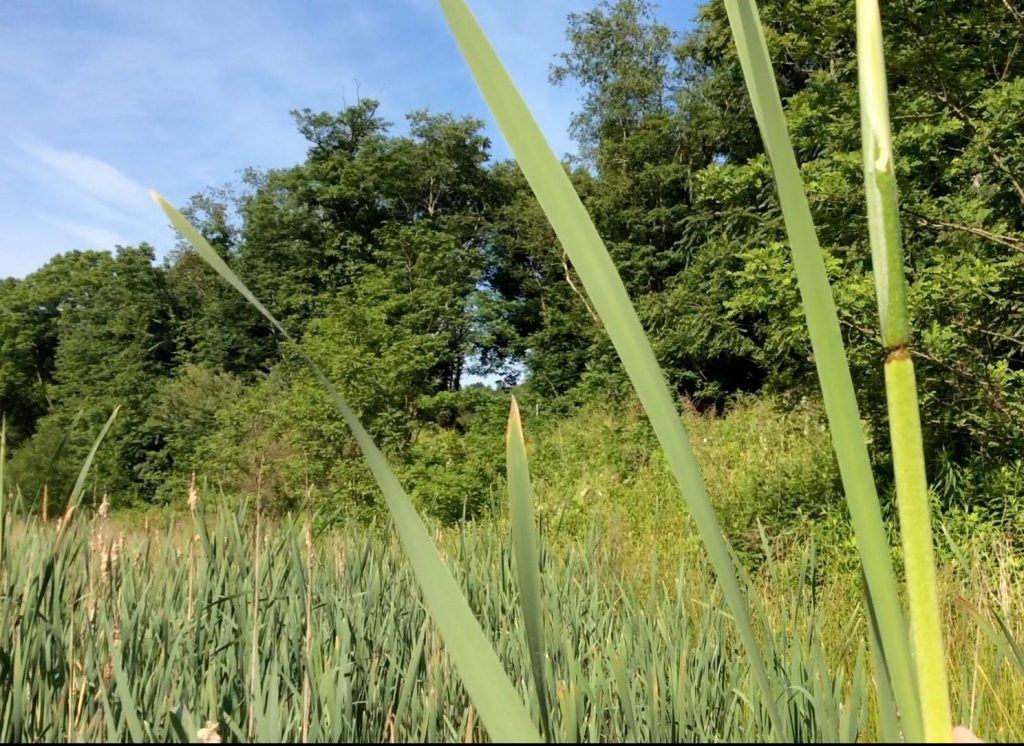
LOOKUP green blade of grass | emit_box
[721,0,921,739]
[956,597,1024,677]
[942,524,1024,678]
[395,619,429,729]
[151,191,541,744]
[506,397,552,742]
[864,571,901,744]
[57,406,120,533]
[106,616,146,743]
[845,644,868,743]
[169,706,201,744]
[437,0,783,737]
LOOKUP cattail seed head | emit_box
[100,545,110,586]
[187,472,200,513]
[197,720,221,744]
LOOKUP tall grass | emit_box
[151,192,541,742]
[1,418,7,570]
[439,0,953,739]
[720,0,924,737]
[3,0,996,741]
[0,501,1021,742]
[506,398,552,741]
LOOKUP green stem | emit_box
[885,351,952,742]
[0,417,6,572]
[858,1,953,738]
[725,1,922,737]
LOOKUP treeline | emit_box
[1,0,1022,522]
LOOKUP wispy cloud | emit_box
[20,141,150,209]
[2,139,173,271]
[50,219,133,250]
[0,0,699,280]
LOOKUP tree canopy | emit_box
[1,0,1021,521]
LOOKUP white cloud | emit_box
[0,0,697,280]
[50,218,133,250]
[19,141,150,210]
[0,140,173,278]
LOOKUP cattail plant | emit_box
[248,463,265,742]
[0,418,6,571]
[3,494,1024,741]
[716,3,927,731]
[302,482,314,744]
[98,493,110,521]
[118,1,1022,743]
[187,472,200,514]
[151,190,544,742]
[197,720,222,744]
[437,0,783,734]
[856,0,952,739]
[506,397,552,742]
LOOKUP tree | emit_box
[551,0,678,158]
[42,245,175,501]
[674,0,1024,467]
[483,161,601,395]
[0,251,117,448]
[165,185,278,375]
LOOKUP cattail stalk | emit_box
[302,478,314,743]
[0,418,6,572]
[857,0,952,740]
[247,462,264,742]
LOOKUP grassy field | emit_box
[1,1,1018,740]
[0,484,1021,743]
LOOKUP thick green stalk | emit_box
[857,0,909,350]
[884,353,951,742]
[722,1,921,738]
[858,2,952,739]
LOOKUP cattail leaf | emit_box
[1,417,6,567]
[151,191,541,744]
[58,406,120,534]
[506,397,552,741]
[437,0,783,736]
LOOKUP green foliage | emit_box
[6,415,81,508]
[0,251,115,449]
[2,247,172,507]
[187,367,310,512]
[402,388,509,522]
[550,0,677,156]
[520,394,842,562]
[544,0,1024,478]
[2,504,1022,742]
[1,1,1020,741]
[139,363,245,503]
[0,0,1019,531]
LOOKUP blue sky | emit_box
[1,0,700,280]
